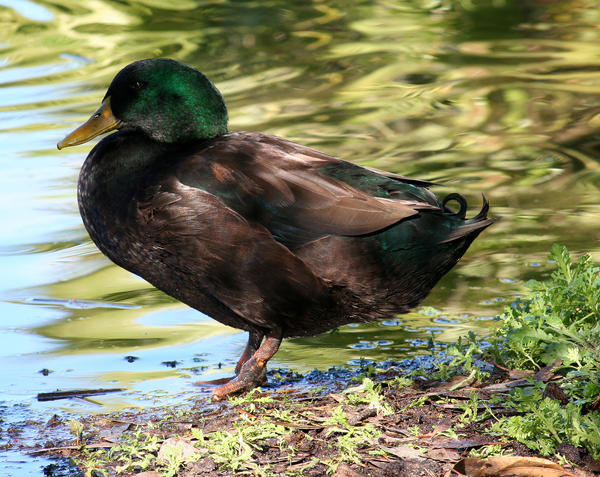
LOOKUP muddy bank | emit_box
[19,358,600,476]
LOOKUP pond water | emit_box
[1,0,600,472]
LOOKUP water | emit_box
[1,0,600,472]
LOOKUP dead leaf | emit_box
[427,447,461,462]
[430,418,452,436]
[347,407,377,426]
[45,415,61,427]
[157,437,198,463]
[455,456,578,477]
[543,382,569,405]
[380,445,425,460]
[329,393,346,403]
[125,472,162,477]
[333,462,365,476]
[430,437,496,449]
[97,422,131,442]
[509,370,536,379]
[534,360,562,382]
[481,379,531,393]
[591,394,600,412]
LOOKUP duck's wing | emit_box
[134,179,329,329]
[176,132,438,248]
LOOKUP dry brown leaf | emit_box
[430,418,453,436]
[481,379,531,393]
[380,444,425,460]
[534,360,562,382]
[427,447,461,462]
[429,437,496,449]
[125,472,162,477]
[455,456,578,477]
[509,370,536,379]
[332,462,365,477]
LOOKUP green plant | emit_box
[444,332,490,382]
[469,444,510,458]
[399,395,427,412]
[324,405,381,464]
[488,383,600,458]
[343,378,393,415]
[227,388,276,409]
[66,418,84,445]
[191,417,286,471]
[111,429,160,474]
[485,245,600,459]
[457,390,494,424]
[386,376,413,388]
[157,443,189,477]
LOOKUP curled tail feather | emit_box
[440,193,496,244]
[442,193,468,219]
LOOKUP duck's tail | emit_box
[439,193,497,244]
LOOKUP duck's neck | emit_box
[79,131,171,210]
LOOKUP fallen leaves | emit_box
[454,456,580,477]
[26,367,599,476]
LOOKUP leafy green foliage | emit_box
[432,331,490,382]
[324,406,381,464]
[489,384,600,458]
[468,444,510,458]
[343,378,393,415]
[66,418,84,444]
[457,390,493,424]
[227,387,276,409]
[74,428,160,477]
[399,395,428,412]
[485,245,600,459]
[111,429,161,474]
[191,417,286,471]
[490,244,600,373]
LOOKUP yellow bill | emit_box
[57,97,121,149]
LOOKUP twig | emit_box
[37,388,123,402]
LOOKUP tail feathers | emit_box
[440,193,497,244]
[442,192,468,219]
[472,193,490,221]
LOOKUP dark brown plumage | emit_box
[58,59,495,399]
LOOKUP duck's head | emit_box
[58,58,228,149]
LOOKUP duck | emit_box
[57,58,496,400]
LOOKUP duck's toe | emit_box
[211,358,268,401]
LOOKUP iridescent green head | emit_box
[58,58,228,149]
[107,58,228,142]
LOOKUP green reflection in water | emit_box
[30,264,236,354]
[1,0,600,415]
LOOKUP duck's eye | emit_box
[130,80,146,91]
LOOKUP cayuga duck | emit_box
[58,58,495,400]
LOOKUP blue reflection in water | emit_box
[0,0,53,22]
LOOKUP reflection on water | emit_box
[1,0,600,450]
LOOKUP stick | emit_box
[37,388,123,402]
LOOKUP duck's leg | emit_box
[235,330,264,374]
[194,330,264,386]
[212,330,282,401]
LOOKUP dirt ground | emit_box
[16,362,600,476]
